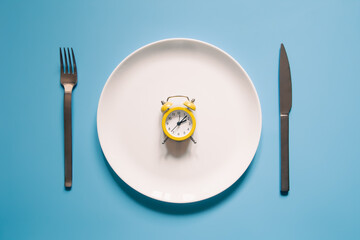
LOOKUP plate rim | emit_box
[97,38,262,203]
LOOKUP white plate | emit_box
[97,38,262,203]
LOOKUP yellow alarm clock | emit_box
[161,95,197,144]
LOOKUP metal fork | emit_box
[60,48,77,188]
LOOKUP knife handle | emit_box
[64,89,73,188]
[280,114,289,192]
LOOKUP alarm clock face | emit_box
[162,107,196,141]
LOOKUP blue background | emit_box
[1,0,359,239]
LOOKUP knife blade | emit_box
[279,43,292,193]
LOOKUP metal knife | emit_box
[279,43,292,193]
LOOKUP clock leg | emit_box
[162,136,169,144]
[190,136,197,144]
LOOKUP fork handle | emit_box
[64,88,73,188]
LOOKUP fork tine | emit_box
[67,48,73,74]
[63,48,68,73]
[60,48,64,73]
[71,48,77,74]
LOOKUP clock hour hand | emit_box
[179,119,187,125]
[179,115,187,124]
[171,115,187,132]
